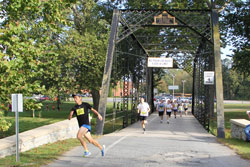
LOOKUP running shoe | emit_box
[83,151,91,157]
[101,145,105,156]
[160,120,163,123]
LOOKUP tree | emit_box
[222,58,250,100]
[62,0,109,110]
[221,0,250,76]
[156,79,169,93]
[0,0,74,123]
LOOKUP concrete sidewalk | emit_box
[46,113,250,167]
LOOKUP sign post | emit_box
[168,85,179,100]
[11,94,23,162]
[204,71,214,85]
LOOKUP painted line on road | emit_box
[104,113,157,155]
[105,134,129,154]
[104,114,158,154]
[148,113,158,123]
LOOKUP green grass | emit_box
[224,104,250,109]
[209,105,250,159]
[217,138,250,160]
[0,138,82,167]
[0,117,63,139]
[0,101,75,139]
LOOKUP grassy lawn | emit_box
[223,103,250,110]
[0,101,75,139]
[210,104,250,160]
[217,138,250,160]
[0,138,81,167]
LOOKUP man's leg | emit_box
[142,121,145,129]
[77,127,88,151]
[84,132,103,150]
[167,114,170,124]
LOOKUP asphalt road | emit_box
[46,113,250,167]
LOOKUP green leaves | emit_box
[221,0,250,76]
[0,0,75,130]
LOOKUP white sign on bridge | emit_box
[148,57,173,68]
[204,71,214,85]
[168,85,179,90]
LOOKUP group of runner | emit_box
[156,98,190,124]
[136,97,190,134]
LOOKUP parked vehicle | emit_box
[40,96,49,101]
[188,97,192,104]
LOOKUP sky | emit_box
[221,45,234,59]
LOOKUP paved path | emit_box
[46,113,250,167]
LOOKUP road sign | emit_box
[204,71,214,85]
[148,57,173,68]
[12,94,23,112]
[168,85,179,90]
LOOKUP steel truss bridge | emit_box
[96,8,225,138]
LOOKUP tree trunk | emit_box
[32,110,35,118]
[57,96,60,111]
[39,111,42,118]
[92,89,100,110]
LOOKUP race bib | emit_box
[76,108,84,116]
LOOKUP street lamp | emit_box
[182,80,186,97]
[164,69,176,100]
[172,74,176,100]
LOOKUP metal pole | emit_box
[96,9,120,135]
[16,95,19,162]
[172,75,175,100]
[182,80,186,97]
[192,58,197,115]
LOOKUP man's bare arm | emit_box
[91,108,103,121]
[68,111,74,120]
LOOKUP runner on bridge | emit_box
[184,100,189,115]
[137,97,150,134]
[166,100,173,124]
[172,100,178,119]
[68,94,105,157]
[156,99,166,123]
[178,102,184,117]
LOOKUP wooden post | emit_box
[212,9,225,138]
